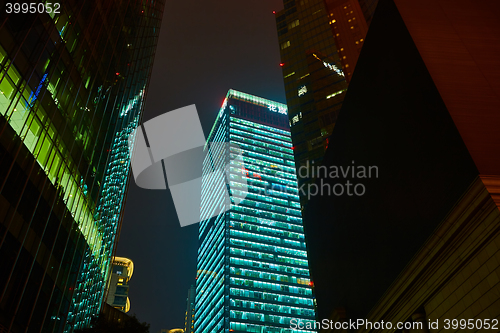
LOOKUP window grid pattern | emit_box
[195,93,316,333]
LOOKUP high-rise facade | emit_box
[194,90,316,333]
[275,0,371,207]
[0,1,165,332]
[105,257,134,313]
[184,285,195,333]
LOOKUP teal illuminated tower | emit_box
[195,90,316,333]
[0,1,165,332]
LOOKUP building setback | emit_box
[0,1,165,331]
[194,90,316,333]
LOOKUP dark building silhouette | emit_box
[0,1,165,332]
[302,0,500,330]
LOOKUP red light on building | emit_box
[273,10,276,14]
[309,281,314,286]
[279,63,284,67]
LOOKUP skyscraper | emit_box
[0,1,165,332]
[194,89,316,333]
[275,0,370,207]
[184,285,195,333]
[106,257,134,313]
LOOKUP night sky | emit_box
[116,1,285,331]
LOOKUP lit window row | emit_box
[229,166,298,187]
[230,267,310,285]
[230,288,314,306]
[230,298,315,317]
[230,212,303,232]
[230,177,298,201]
[231,198,302,217]
[230,221,304,240]
[230,229,305,250]
[230,133,293,154]
[231,204,303,224]
[230,309,316,326]
[230,159,297,182]
[231,117,291,136]
[230,322,316,333]
[231,188,295,208]
[229,173,298,194]
[230,258,310,277]
[230,236,307,257]
[230,248,309,267]
[234,141,295,160]
[230,122,291,143]
[230,321,316,333]
[232,146,285,165]
[233,154,296,173]
[230,127,292,148]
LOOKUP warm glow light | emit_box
[114,257,134,279]
[279,63,284,67]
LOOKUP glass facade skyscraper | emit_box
[276,0,370,208]
[195,90,316,333]
[0,1,165,332]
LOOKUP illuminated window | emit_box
[280,41,291,50]
[288,19,300,29]
[340,48,344,51]
[345,64,349,68]
[350,26,354,29]
[342,56,346,59]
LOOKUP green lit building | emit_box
[0,1,165,332]
[194,90,316,333]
